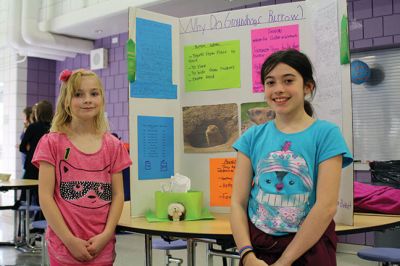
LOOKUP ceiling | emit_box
[44,0,263,40]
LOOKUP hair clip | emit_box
[59,69,72,82]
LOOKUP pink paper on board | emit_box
[251,24,299,93]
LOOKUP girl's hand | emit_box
[243,253,269,266]
[65,236,93,262]
[86,232,112,257]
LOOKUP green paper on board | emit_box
[184,40,240,91]
[340,15,350,65]
[126,39,136,81]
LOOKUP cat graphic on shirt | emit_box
[59,160,112,209]
[250,141,313,233]
[252,170,311,230]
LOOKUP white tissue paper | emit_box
[161,173,191,193]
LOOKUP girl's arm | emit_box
[87,171,124,257]
[39,161,93,262]
[273,155,343,266]
[230,152,267,265]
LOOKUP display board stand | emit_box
[129,0,354,225]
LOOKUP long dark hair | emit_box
[35,100,53,123]
[260,49,316,116]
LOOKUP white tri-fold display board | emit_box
[129,0,354,225]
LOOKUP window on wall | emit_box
[351,48,400,161]
[0,82,3,160]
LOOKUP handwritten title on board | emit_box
[180,6,305,34]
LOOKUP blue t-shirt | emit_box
[233,120,353,236]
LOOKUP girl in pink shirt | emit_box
[32,69,132,266]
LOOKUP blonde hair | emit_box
[50,69,109,133]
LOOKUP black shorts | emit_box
[240,219,337,266]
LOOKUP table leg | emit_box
[144,234,152,266]
[187,238,196,266]
[207,243,214,266]
[25,189,30,245]
[16,188,41,253]
[13,190,18,244]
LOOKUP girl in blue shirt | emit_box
[230,49,352,266]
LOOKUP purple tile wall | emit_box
[27,57,56,108]
[54,32,129,141]
[338,232,375,246]
[355,170,372,182]
[348,0,400,50]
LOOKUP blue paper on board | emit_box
[138,116,174,180]
[130,81,177,99]
[131,18,177,99]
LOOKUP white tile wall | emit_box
[0,48,28,204]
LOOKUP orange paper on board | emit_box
[210,158,236,206]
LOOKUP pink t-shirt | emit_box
[32,132,132,265]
